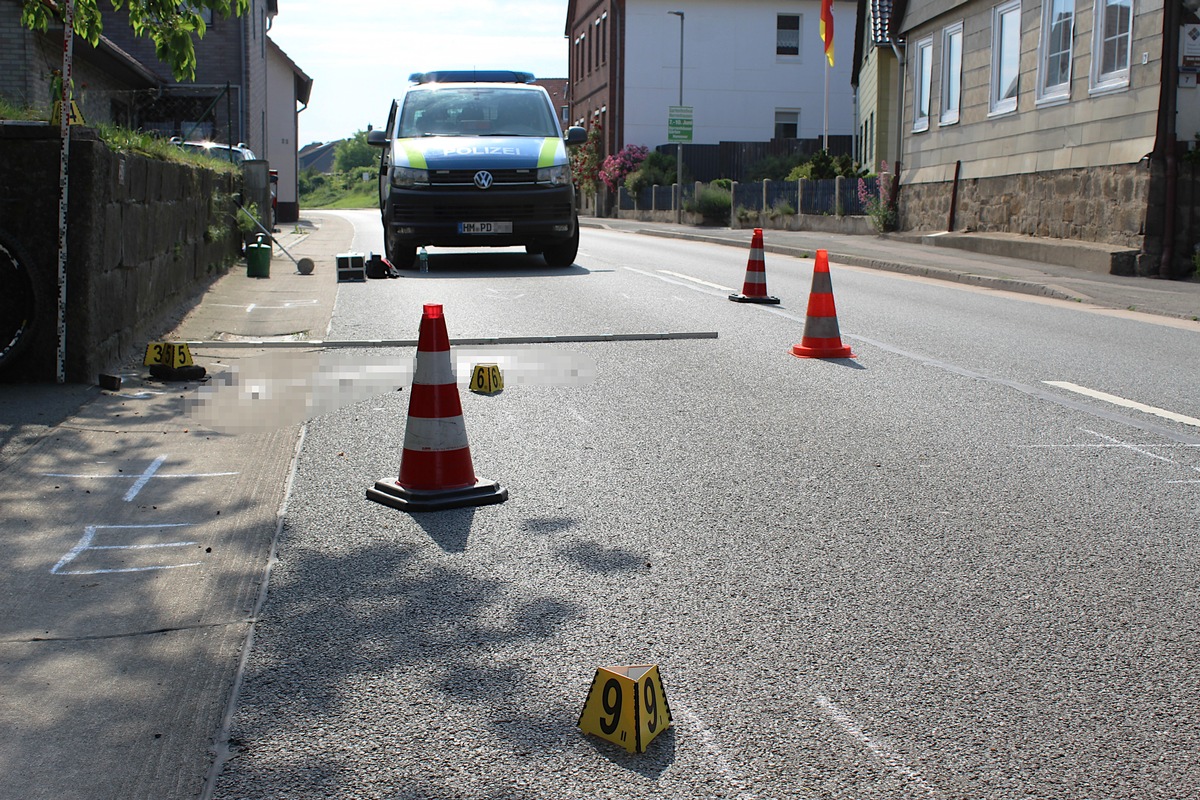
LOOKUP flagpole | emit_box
[823,58,829,151]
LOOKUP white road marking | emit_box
[45,454,239,501]
[124,454,167,500]
[672,703,764,800]
[658,270,735,292]
[1044,382,1200,428]
[814,695,937,797]
[51,524,199,575]
[1079,429,1179,463]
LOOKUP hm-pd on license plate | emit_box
[459,221,512,234]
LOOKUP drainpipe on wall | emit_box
[1156,0,1181,278]
[890,40,906,174]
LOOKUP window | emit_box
[594,19,601,69]
[775,110,799,139]
[1038,0,1073,101]
[601,13,608,64]
[777,15,801,57]
[913,37,933,131]
[941,23,963,124]
[991,0,1021,115]
[1091,0,1132,92]
[585,33,591,75]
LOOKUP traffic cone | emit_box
[729,228,780,304]
[790,250,855,359]
[367,304,508,512]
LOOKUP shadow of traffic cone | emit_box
[729,228,780,304]
[791,250,855,359]
[367,304,508,512]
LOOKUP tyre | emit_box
[542,222,579,267]
[385,229,416,270]
[0,230,44,374]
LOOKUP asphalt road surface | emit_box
[200,212,1200,798]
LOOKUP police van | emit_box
[367,71,587,268]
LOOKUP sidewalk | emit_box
[582,217,1200,323]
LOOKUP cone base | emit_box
[791,343,855,359]
[367,477,508,512]
[728,293,780,304]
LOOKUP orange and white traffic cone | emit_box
[790,250,855,359]
[729,228,780,304]
[367,304,508,512]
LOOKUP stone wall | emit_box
[898,163,1200,279]
[899,165,1150,250]
[0,123,240,382]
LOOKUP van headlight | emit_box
[537,164,570,186]
[391,167,428,188]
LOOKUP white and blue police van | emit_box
[367,70,587,268]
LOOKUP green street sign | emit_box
[668,105,693,143]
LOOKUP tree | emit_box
[21,0,249,82]
[334,129,376,172]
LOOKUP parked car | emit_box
[367,70,587,268]
[171,138,258,165]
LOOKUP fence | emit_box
[656,136,854,183]
[620,175,885,218]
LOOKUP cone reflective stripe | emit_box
[729,228,780,304]
[367,304,507,512]
[791,250,855,359]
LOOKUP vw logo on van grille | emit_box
[473,171,494,190]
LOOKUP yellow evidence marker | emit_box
[578,664,672,753]
[143,342,195,369]
[469,363,504,395]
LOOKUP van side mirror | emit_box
[367,129,389,147]
[564,126,587,146]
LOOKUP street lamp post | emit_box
[669,11,684,224]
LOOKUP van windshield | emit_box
[397,87,560,139]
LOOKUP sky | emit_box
[267,0,571,146]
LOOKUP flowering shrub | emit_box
[599,144,649,193]
[857,162,897,233]
[570,123,604,195]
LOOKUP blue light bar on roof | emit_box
[409,70,536,84]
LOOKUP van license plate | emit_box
[459,221,512,234]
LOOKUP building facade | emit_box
[566,0,857,168]
[891,0,1199,275]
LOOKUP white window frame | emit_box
[1090,0,1132,94]
[940,22,964,125]
[774,109,800,139]
[913,37,933,132]
[990,0,1022,116]
[777,14,802,59]
[1036,0,1074,103]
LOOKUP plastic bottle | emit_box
[419,247,429,273]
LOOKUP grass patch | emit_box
[300,169,377,209]
[0,99,46,121]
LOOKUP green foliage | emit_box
[806,149,837,179]
[334,130,377,172]
[747,153,806,182]
[624,150,681,196]
[786,162,812,181]
[768,198,796,218]
[298,169,377,209]
[20,0,248,82]
[94,122,238,171]
[710,178,733,191]
[686,182,732,224]
[0,98,44,121]
[237,200,261,233]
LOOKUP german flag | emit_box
[820,0,835,67]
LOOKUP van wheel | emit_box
[385,232,416,270]
[542,224,579,267]
[0,230,43,373]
